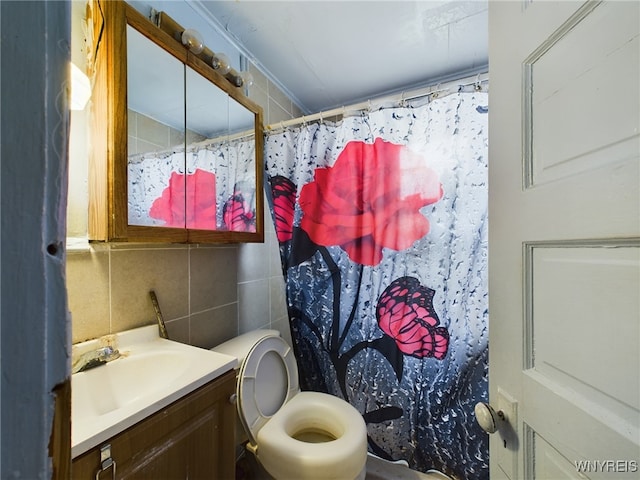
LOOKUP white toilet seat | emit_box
[237,335,299,445]
[258,391,368,480]
[237,335,368,480]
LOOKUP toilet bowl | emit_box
[212,331,368,480]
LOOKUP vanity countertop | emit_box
[71,325,236,458]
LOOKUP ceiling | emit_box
[191,1,489,114]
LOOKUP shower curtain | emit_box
[264,91,489,479]
[129,135,257,231]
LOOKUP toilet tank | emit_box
[211,329,280,368]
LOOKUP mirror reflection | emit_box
[218,96,257,233]
[127,26,185,227]
[125,23,259,234]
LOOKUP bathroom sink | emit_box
[73,350,190,417]
[71,325,236,458]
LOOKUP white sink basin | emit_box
[71,325,236,458]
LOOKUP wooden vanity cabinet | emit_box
[72,370,236,479]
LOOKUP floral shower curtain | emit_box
[128,136,257,231]
[264,91,489,479]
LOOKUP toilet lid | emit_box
[237,335,299,445]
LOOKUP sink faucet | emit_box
[72,345,121,374]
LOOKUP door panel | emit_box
[534,433,588,480]
[529,245,639,415]
[489,1,640,479]
[524,1,639,187]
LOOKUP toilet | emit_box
[211,330,368,480]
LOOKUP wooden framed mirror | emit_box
[89,0,264,243]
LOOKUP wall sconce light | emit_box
[153,11,253,91]
[181,28,204,54]
[69,62,91,111]
[238,71,254,88]
[211,52,231,75]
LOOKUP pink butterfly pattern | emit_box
[377,276,449,360]
[269,175,296,243]
[222,190,256,232]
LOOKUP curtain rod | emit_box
[266,71,489,131]
[129,128,255,163]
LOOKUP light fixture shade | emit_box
[69,62,91,111]
[181,29,204,54]
[239,71,254,88]
[212,52,231,75]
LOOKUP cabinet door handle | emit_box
[95,444,117,480]
[95,458,116,480]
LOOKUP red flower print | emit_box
[149,168,217,230]
[223,191,256,232]
[298,138,443,266]
[269,175,296,242]
[376,276,449,359]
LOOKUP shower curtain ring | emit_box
[474,74,482,91]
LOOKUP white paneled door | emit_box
[488,1,639,479]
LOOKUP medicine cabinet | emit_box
[89,0,264,243]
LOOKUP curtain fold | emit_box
[264,92,489,479]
